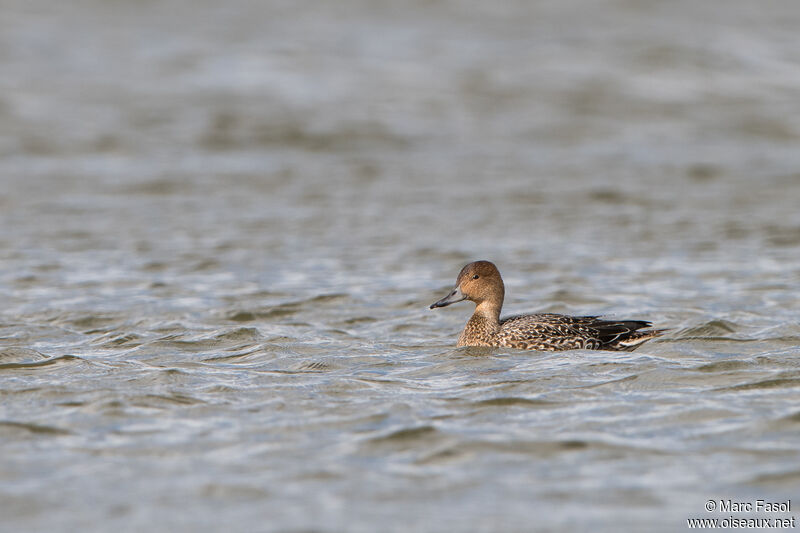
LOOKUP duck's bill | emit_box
[430,286,466,309]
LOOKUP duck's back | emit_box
[496,313,658,351]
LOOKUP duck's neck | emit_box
[467,301,502,336]
[473,300,502,325]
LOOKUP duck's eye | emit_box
[472,274,479,280]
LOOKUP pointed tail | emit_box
[612,329,669,351]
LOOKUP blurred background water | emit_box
[2,1,800,531]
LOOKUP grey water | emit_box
[2,1,800,531]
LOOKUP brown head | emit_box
[429,260,505,312]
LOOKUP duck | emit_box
[430,260,663,351]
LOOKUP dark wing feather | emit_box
[585,319,653,346]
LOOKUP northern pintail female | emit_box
[430,260,663,351]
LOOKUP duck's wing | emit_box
[499,313,659,351]
[497,314,604,350]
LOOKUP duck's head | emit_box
[430,260,505,309]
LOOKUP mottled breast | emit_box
[456,314,501,347]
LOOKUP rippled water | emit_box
[2,1,800,531]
